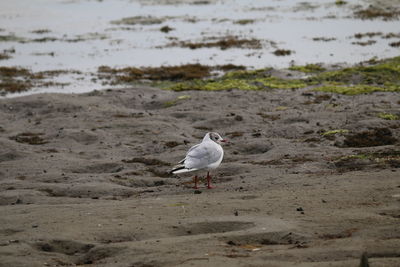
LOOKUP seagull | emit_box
[171,132,226,189]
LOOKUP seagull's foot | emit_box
[193,175,199,190]
[206,172,213,189]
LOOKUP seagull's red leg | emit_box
[207,171,214,189]
[193,175,199,189]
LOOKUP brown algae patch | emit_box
[10,132,48,145]
[354,32,382,39]
[273,49,292,56]
[160,26,174,33]
[312,37,337,42]
[233,19,256,25]
[111,16,170,25]
[31,29,52,34]
[170,36,263,50]
[334,150,400,172]
[0,67,34,94]
[389,41,400,47]
[0,52,11,60]
[97,64,246,85]
[354,6,400,20]
[98,64,213,84]
[0,33,108,44]
[341,128,397,148]
[0,67,76,95]
[351,40,377,46]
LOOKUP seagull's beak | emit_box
[220,139,228,143]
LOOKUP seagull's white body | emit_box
[172,133,224,173]
[171,132,226,189]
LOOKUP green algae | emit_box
[163,94,191,107]
[337,150,400,162]
[168,79,259,91]
[166,55,400,92]
[0,34,26,42]
[311,56,400,95]
[321,129,349,136]
[335,0,347,6]
[311,57,400,85]
[289,64,326,73]
[166,70,307,91]
[378,113,399,120]
[314,84,399,95]
[100,56,400,95]
[234,19,255,25]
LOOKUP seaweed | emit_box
[0,67,76,95]
[312,37,336,42]
[389,41,400,47]
[354,7,400,20]
[111,16,166,25]
[341,128,397,148]
[378,113,399,120]
[335,0,347,6]
[321,129,349,136]
[94,56,400,94]
[0,52,10,60]
[314,85,398,95]
[352,40,376,46]
[354,32,382,39]
[176,36,262,50]
[0,34,26,42]
[10,132,48,145]
[166,71,307,91]
[31,29,52,34]
[160,26,174,33]
[289,64,325,73]
[98,64,212,83]
[311,56,400,94]
[234,19,255,25]
[334,150,400,171]
[273,49,292,56]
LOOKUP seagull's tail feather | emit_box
[170,165,197,174]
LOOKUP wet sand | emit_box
[0,86,399,266]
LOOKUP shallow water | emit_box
[0,0,399,96]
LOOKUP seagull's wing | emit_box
[184,142,222,170]
[178,144,200,164]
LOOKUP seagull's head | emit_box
[207,132,227,145]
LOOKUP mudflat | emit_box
[0,85,399,266]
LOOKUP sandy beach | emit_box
[0,84,399,266]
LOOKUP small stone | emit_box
[227,240,236,246]
[194,190,202,194]
[296,207,304,212]
[235,115,243,121]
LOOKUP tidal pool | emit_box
[0,0,399,96]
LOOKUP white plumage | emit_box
[171,132,226,189]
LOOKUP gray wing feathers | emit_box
[184,142,221,169]
[178,144,200,164]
